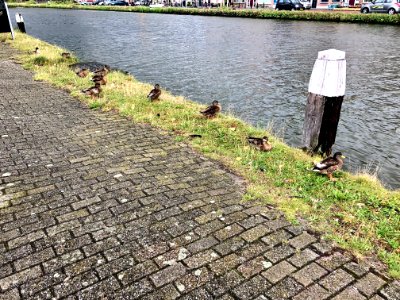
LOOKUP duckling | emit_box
[147,84,161,101]
[81,83,102,98]
[200,100,221,118]
[76,68,89,78]
[312,152,346,181]
[61,52,71,59]
[247,136,272,152]
[91,74,107,85]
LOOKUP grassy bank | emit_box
[4,33,400,277]
[7,2,400,25]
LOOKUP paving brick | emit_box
[0,265,42,291]
[209,253,242,275]
[205,270,244,297]
[288,232,317,249]
[292,284,330,300]
[354,272,386,297]
[264,244,295,263]
[150,262,187,287]
[141,284,180,300]
[183,249,219,269]
[288,248,319,268]
[238,256,270,279]
[175,267,213,293]
[186,236,219,254]
[319,268,355,293]
[265,277,303,299]
[379,281,400,300]
[332,285,367,300]
[233,275,271,300]
[317,251,352,271]
[292,262,329,286]
[240,224,271,243]
[118,260,158,286]
[262,260,296,284]
[14,247,55,271]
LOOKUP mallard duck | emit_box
[33,47,39,55]
[248,136,272,152]
[147,84,161,101]
[82,83,101,98]
[312,152,346,181]
[91,74,107,85]
[76,68,89,78]
[200,101,221,118]
[93,65,110,77]
[61,52,71,59]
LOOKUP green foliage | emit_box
[32,55,49,66]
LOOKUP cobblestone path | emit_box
[0,43,399,299]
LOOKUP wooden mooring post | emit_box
[302,49,346,157]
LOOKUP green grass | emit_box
[7,2,400,25]
[6,33,400,278]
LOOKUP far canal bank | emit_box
[7,2,400,25]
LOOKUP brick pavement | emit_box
[1,42,399,299]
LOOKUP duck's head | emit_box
[154,84,160,89]
[333,152,345,159]
[212,100,219,106]
[262,136,269,142]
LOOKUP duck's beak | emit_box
[341,155,346,159]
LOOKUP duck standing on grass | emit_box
[147,84,161,101]
[200,100,221,118]
[92,74,107,85]
[82,83,102,99]
[33,47,39,55]
[248,136,273,152]
[61,52,71,59]
[312,152,346,181]
[76,68,89,78]
[93,66,110,77]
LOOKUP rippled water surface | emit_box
[10,8,400,189]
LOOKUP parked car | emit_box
[300,0,311,9]
[360,0,400,14]
[134,0,151,5]
[93,0,105,4]
[105,0,129,5]
[275,0,305,10]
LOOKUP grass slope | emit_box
[5,33,400,277]
[7,2,400,25]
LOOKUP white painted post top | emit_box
[308,49,346,97]
[317,49,345,60]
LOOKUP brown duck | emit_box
[61,52,71,59]
[247,136,273,152]
[92,74,107,85]
[93,66,110,77]
[312,152,346,181]
[147,84,161,101]
[76,68,89,78]
[82,83,102,98]
[200,101,221,118]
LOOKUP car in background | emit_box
[300,0,311,9]
[135,0,151,5]
[93,0,105,4]
[360,0,400,14]
[275,0,305,10]
[105,0,129,5]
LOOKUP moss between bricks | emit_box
[5,33,400,278]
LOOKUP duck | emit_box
[147,84,161,101]
[76,68,89,78]
[81,83,102,98]
[33,47,39,55]
[200,100,221,118]
[247,136,273,152]
[312,152,346,181]
[93,65,110,77]
[91,74,107,85]
[61,52,71,59]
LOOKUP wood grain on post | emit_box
[303,49,346,157]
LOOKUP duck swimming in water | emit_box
[147,84,161,101]
[247,136,273,152]
[200,101,221,118]
[312,152,346,181]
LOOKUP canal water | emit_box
[9,8,400,189]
